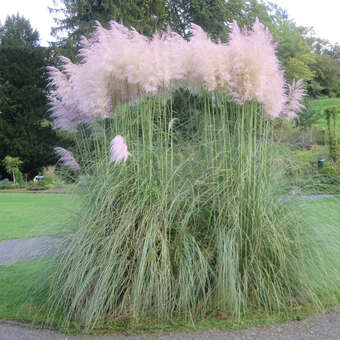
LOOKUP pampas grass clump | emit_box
[45,21,340,329]
[47,95,340,328]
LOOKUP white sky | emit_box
[0,0,339,46]
[0,0,59,46]
[268,0,340,45]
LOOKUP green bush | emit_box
[313,127,327,145]
[2,155,23,186]
[13,168,24,187]
[275,143,340,194]
[26,182,46,191]
[321,160,340,177]
[0,182,20,190]
[41,166,57,189]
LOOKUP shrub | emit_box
[2,155,23,186]
[26,182,45,191]
[41,166,58,189]
[320,160,340,178]
[13,168,24,187]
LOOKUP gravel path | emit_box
[278,193,340,202]
[1,194,338,266]
[0,236,62,265]
[0,308,339,339]
[294,194,340,201]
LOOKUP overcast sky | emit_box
[269,0,340,45]
[0,0,59,46]
[0,0,339,46]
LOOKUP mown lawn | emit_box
[0,193,80,240]
[296,196,340,228]
[0,259,50,323]
[310,98,340,134]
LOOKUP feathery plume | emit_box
[48,18,287,129]
[282,79,306,119]
[224,18,285,118]
[55,147,80,171]
[109,135,131,164]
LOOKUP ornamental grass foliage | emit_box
[46,20,340,328]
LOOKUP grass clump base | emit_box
[45,92,340,329]
[0,258,322,336]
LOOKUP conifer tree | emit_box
[0,15,58,177]
[50,0,168,57]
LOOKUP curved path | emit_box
[1,195,339,265]
[0,236,62,265]
[0,308,339,339]
[278,193,340,202]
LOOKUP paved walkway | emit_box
[278,193,340,202]
[0,308,339,339]
[0,236,62,265]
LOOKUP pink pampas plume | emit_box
[55,147,80,171]
[225,19,285,118]
[282,79,306,119]
[109,135,131,164]
[48,18,287,129]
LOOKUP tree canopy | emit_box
[0,15,59,178]
[51,0,274,45]
[50,0,168,57]
[0,14,40,47]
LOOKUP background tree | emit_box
[304,33,340,97]
[51,0,275,50]
[309,54,340,97]
[329,43,340,62]
[0,15,60,178]
[266,5,315,84]
[50,0,168,57]
[166,0,236,40]
[294,99,320,131]
[0,14,39,46]
[2,155,23,185]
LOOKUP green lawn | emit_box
[297,196,340,228]
[310,98,340,112]
[310,98,340,134]
[0,259,50,323]
[0,193,80,240]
